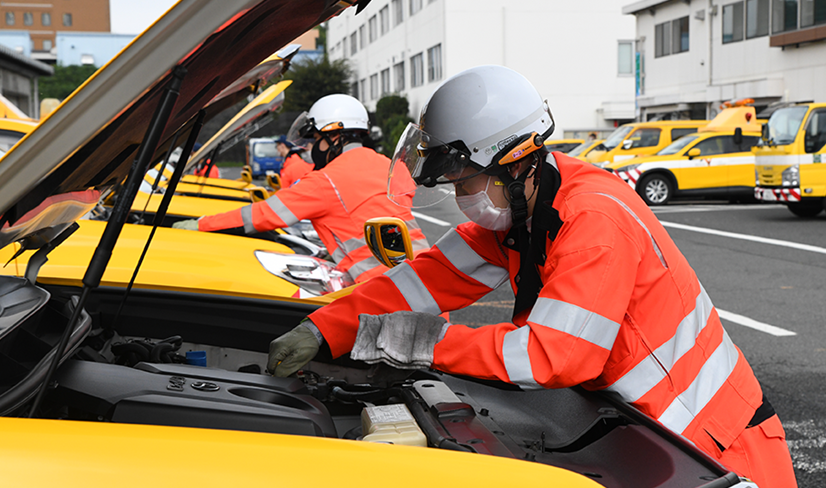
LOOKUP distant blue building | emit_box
[56,32,134,67]
[0,31,32,57]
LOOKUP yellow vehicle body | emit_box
[754,103,826,216]
[591,120,709,166]
[567,139,607,163]
[0,219,340,305]
[0,417,601,488]
[544,138,584,153]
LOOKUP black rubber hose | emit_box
[111,342,150,360]
[159,336,182,347]
[150,343,175,363]
[331,386,402,403]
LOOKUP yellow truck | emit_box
[754,102,826,217]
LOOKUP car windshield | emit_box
[254,142,278,157]
[0,129,26,152]
[658,134,699,155]
[567,141,592,157]
[602,125,634,150]
[767,106,809,145]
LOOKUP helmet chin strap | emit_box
[489,148,545,229]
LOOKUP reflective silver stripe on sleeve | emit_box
[603,285,714,402]
[347,256,382,280]
[241,205,256,234]
[656,329,739,434]
[434,229,509,289]
[385,263,441,315]
[331,247,346,263]
[411,236,429,252]
[527,297,621,351]
[502,326,542,389]
[264,195,299,226]
[593,192,667,269]
[405,218,421,231]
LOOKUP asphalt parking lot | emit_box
[236,163,824,485]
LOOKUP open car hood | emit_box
[0,0,355,252]
[184,78,293,174]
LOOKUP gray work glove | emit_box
[351,311,450,369]
[171,219,200,231]
[267,322,321,377]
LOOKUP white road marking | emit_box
[412,211,451,227]
[652,204,786,214]
[717,309,796,336]
[660,221,826,255]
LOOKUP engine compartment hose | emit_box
[330,386,402,403]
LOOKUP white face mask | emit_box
[455,176,512,231]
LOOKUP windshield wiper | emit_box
[28,65,188,418]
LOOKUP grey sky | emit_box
[110,0,177,35]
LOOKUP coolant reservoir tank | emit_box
[361,404,427,447]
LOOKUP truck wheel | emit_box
[787,202,824,218]
[638,174,673,206]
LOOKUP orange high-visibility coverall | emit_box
[307,153,797,487]
[280,153,313,188]
[198,145,429,283]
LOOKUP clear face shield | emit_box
[388,123,488,208]
[286,112,316,144]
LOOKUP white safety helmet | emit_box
[287,93,369,142]
[388,65,554,207]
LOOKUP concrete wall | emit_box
[328,0,636,139]
[0,31,32,57]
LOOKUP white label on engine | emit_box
[365,404,414,424]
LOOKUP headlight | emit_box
[252,163,261,172]
[254,250,354,296]
[615,163,641,172]
[781,165,799,187]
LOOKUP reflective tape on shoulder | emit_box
[502,326,542,389]
[603,285,715,403]
[656,329,739,434]
[265,195,299,226]
[433,229,509,289]
[385,263,440,315]
[241,205,256,234]
[527,297,620,351]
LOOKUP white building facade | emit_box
[624,0,826,121]
[327,0,637,139]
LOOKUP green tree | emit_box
[39,65,99,101]
[282,57,352,113]
[375,94,413,157]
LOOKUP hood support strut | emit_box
[28,65,188,418]
[111,108,207,330]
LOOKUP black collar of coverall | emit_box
[502,153,564,319]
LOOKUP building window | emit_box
[618,41,633,75]
[394,61,405,91]
[723,2,745,43]
[655,17,688,56]
[411,53,424,87]
[5,12,14,26]
[351,80,359,99]
[746,0,770,37]
[801,0,826,27]
[360,78,367,102]
[392,0,403,26]
[41,12,51,26]
[427,44,442,82]
[350,32,357,55]
[381,68,391,95]
[772,0,798,33]
[370,73,379,100]
[368,15,377,43]
[655,21,671,57]
[63,13,72,26]
[359,25,365,49]
[43,39,52,50]
[410,0,423,16]
[23,12,33,26]
[380,6,389,35]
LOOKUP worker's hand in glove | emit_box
[171,219,200,231]
[351,311,450,369]
[268,322,321,377]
